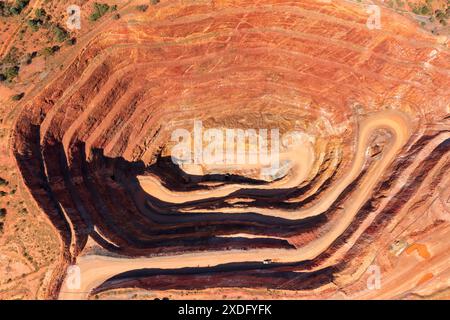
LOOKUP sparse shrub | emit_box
[0,177,7,186]
[7,0,29,15]
[3,46,20,65]
[52,24,69,42]
[420,5,430,15]
[89,3,110,21]
[15,0,29,11]
[40,45,59,57]
[112,13,120,20]
[150,0,160,5]
[4,65,19,81]
[27,18,41,32]
[0,74,6,81]
[110,4,117,11]
[24,51,37,64]
[26,8,47,31]
[65,37,76,45]
[11,92,24,101]
[9,6,20,15]
[0,1,13,17]
[136,4,148,12]
[35,7,45,18]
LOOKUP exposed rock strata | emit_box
[9,0,450,299]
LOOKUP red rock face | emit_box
[10,0,450,299]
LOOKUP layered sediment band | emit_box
[10,0,450,299]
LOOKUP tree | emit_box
[89,3,110,21]
[8,0,30,15]
[24,51,37,65]
[65,37,76,46]
[420,5,430,15]
[15,0,29,11]
[0,177,7,186]
[4,66,20,81]
[52,24,69,42]
[136,4,148,12]
[27,18,41,32]
[40,46,59,57]
[11,92,24,101]
[0,1,13,17]
[35,7,45,18]
[9,6,19,15]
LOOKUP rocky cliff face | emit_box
[9,0,450,299]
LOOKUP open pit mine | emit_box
[1,0,449,300]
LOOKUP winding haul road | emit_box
[59,110,412,299]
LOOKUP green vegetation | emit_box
[0,1,12,17]
[0,0,30,16]
[433,6,449,25]
[0,177,8,186]
[11,92,24,101]
[2,47,20,65]
[26,8,48,32]
[410,1,449,27]
[0,207,5,233]
[40,45,59,57]
[0,47,21,80]
[52,24,69,42]
[14,0,29,12]
[27,18,41,32]
[24,51,36,65]
[136,4,148,12]
[396,0,405,8]
[110,4,118,11]
[435,8,450,19]
[65,37,76,46]
[410,1,432,15]
[9,6,19,15]
[420,5,430,14]
[151,0,160,5]
[2,65,20,82]
[35,7,45,18]
[89,2,110,21]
